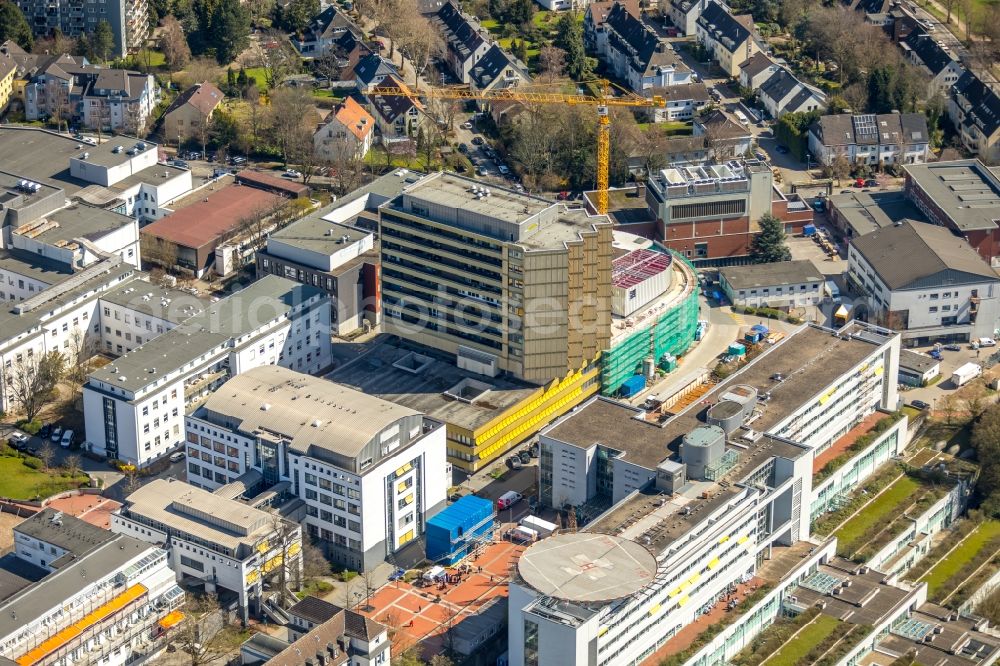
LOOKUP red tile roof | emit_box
[140,183,285,249]
[235,170,310,197]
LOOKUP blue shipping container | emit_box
[426,495,496,565]
[803,223,817,235]
[619,374,647,398]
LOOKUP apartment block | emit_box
[13,0,148,57]
[112,478,302,623]
[184,365,448,571]
[82,275,332,467]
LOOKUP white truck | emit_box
[520,515,559,538]
[497,490,523,510]
[952,362,982,387]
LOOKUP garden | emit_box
[911,519,1000,603]
[733,608,870,666]
[0,445,90,501]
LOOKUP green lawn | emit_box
[763,615,842,666]
[921,521,1000,597]
[0,455,89,500]
[311,89,342,100]
[833,476,919,551]
[241,67,270,89]
[137,49,166,68]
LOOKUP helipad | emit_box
[516,532,657,603]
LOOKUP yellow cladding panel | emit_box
[598,626,608,637]
[875,366,884,376]
[286,542,301,558]
[262,555,283,573]
[256,540,270,554]
[738,535,749,544]
[246,569,259,584]
[669,587,681,598]
[648,603,661,616]
[399,529,415,545]
[678,595,689,607]
[405,493,414,505]
[688,572,701,584]
[708,557,720,570]
[718,535,730,544]
[397,481,408,493]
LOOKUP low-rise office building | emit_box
[848,219,1000,343]
[719,259,825,309]
[82,275,332,467]
[898,348,940,386]
[112,478,302,623]
[186,365,448,571]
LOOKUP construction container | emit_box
[619,374,647,398]
[425,495,495,565]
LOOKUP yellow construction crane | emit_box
[368,79,666,215]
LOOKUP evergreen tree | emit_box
[515,37,528,63]
[554,13,589,80]
[279,0,318,33]
[209,0,250,64]
[749,214,792,264]
[237,66,248,86]
[93,20,115,62]
[227,66,236,89]
[0,1,32,50]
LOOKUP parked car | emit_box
[171,160,188,168]
[461,121,473,130]
[457,143,468,154]
[944,343,962,351]
[7,432,29,448]
[60,429,74,448]
[169,451,185,463]
[518,450,531,464]
[283,169,301,178]
[864,178,879,187]
[498,164,510,176]
[910,400,930,410]
[50,425,63,442]
[929,349,943,360]
[471,136,484,145]
[557,191,570,200]
[39,423,51,439]
[775,145,789,154]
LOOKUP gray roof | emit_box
[740,52,776,77]
[99,278,211,324]
[288,596,343,625]
[696,2,752,52]
[19,204,135,245]
[326,339,538,432]
[851,219,1000,290]
[324,170,424,215]
[760,68,801,103]
[903,160,1000,232]
[0,248,73,287]
[720,259,824,291]
[88,275,325,393]
[899,349,939,374]
[904,30,956,75]
[811,113,928,148]
[953,71,1000,137]
[828,189,926,237]
[0,534,155,640]
[268,216,370,257]
[469,44,531,90]
[199,365,420,460]
[14,508,116,559]
[121,478,278,554]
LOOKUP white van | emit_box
[825,280,841,303]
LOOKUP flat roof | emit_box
[326,339,539,433]
[142,181,287,249]
[0,248,73,286]
[720,259,824,290]
[19,204,135,245]
[14,508,115,559]
[74,138,156,168]
[121,479,275,552]
[0,127,96,194]
[399,171,550,226]
[829,189,926,237]
[269,216,370,256]
[905,160,1000,232]
[323,169,425,213]
[793,557,913,626]
[236,169,309,197]
[99,278,211,323]
[899,349,939,373]
[0,534,155,640]
[200,365,420,461]
[89,276,324,392]
[516,532,657,602]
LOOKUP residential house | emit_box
[602,3,694,95]
[669,0,713,35]
[163,81,222,143]
[368,75,429,142]
[80,69,157,133]
[0,51,16,112]
[354,53,399,93]
[650,82,710,121]
[738,52,779,91]
[585,0,640,53]
[695,2,759,78]
[291,5,362,56]
[469,44,531,95]
[757,67,825,118]
[19,52,92,122]
[902,30,964,96]
[14,0,148,57]
[536,0,587,8]
[948,71,1000,164]
[808,113,930,167]
[314,96,375,161]
[847,219,1000,343]
[694,109,753,158]
[433,0,493,83]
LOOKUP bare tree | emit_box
[174,595,245,666]
[122,465,143,494]
[159,16,191,71]
[2,352,65,422]
[179,57,222,90]
[360,566,379,610]
[538,46,566,84]
[702,120,735,161]
[253,31,299,89]
[140,235,178,270]
[37,443,56,471]
[313,48,344,85]
[328,141,367,195]
[301,536,331,580]
[63,454,82,477]
[269,86,318,169]
[395,7,444,86]
[235,204,281,259]
[826,154,851,185]
[66,328,98,387]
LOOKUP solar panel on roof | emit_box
[853,114,879,139]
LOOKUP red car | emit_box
[557,191,570,200]
[855,178,865,188]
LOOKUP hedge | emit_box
[731,305,804,324]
